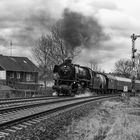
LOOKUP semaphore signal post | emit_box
[131,34,140,96]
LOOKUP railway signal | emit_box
[131,34,140,96]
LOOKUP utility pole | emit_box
[131,34,140,96]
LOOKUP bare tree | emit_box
[32,22,80,88]
[32,35,54,89]
[113,59,132,78]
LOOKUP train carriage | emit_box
[115,76,131,92]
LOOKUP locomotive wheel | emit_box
[71,82,78,94]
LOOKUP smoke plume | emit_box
[60,8,108,50]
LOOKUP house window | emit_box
[26,74,31,81]
[17,73,20,79]
[10,72,14,78]
[0,71,6,80]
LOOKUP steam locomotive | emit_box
[52,59,140,96]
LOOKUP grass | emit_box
[57,96,140,140]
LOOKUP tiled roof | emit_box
[0,55,38,72]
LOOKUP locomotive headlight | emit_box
[53,73,59,80]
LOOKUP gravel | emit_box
[2,98,105,140]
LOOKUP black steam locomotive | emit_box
[52,59,140,96]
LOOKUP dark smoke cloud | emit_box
[60,8,108,50]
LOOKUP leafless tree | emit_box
[113,59,132,78]
[32,22,80,88]
[32,35,54,89]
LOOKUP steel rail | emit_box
[0,95,102,113]
[0,95,120,131]
[0,96,57,105]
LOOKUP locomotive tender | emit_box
[52,59,140,96]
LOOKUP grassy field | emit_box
[57,96,140,140]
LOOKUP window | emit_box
[26,74,31,81]
[10,73,14,78]
[0,71,6,80]
[17,73,20,79]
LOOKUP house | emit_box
[0,55,41,98]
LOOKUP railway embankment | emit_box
[1,95,139,140]
[0,96,115,140]
[56,96,140,140]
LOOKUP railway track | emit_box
[0,96,59,109]
[0,96,56,104]
[0,96,83,113]
[0,94,120,138]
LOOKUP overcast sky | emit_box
[0,0,140,72]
